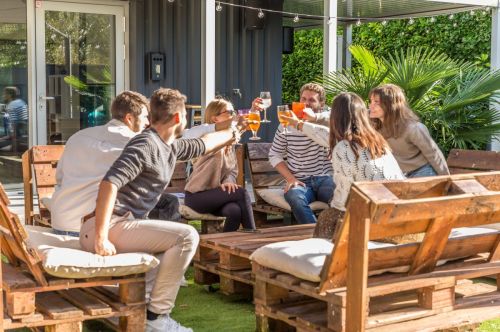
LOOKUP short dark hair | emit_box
[110,91,149,122]
[150,88,187,124]
[4,87,19,99]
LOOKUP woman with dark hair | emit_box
[184,98,255,232]
[283,92,404,239]
[369,84,449,177]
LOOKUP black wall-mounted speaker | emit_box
[245,0,268,30]
[282,26,294,54]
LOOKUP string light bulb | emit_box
[167,0,174,2]
[293,14,300,23]
[356,19,361,26]
[257,8,265,19]
[382,20,387,26]
[408,17,414,24]
[448,14,454,19]
[216,2,223,12]
[469,10,475,16]
[430,17,436,23]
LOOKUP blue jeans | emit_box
[53,228,80,237]
[284,175,334,224]
[406,163,437,178]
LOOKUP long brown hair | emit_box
[329,92,388,159]
[369,84,419,138]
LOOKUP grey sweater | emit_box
[104,128,205,218]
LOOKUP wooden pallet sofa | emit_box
[246,143,329,227]
[252,172,500,332]
[0,183,155,331]
[193,224,315,297]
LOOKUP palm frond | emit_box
[348,45,385,76]
[320,67,388,100]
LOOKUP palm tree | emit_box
[320,45,500,154]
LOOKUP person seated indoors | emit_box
[369,84,449,178]
[255,83,334,225]
[282,92,405,239]
[79,88,242,332]
[184,98,255,232]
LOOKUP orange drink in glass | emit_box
[248,110,261,140]
[277,105,291,133]
[292,102,305,119]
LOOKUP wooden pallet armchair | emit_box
[22,145,64,226]
[246,143,328,227]
[447,149,500,174]
[0,183,155,332]
[253,172,500,332]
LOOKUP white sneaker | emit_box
[180,275,188,287]
[145,314,193,332]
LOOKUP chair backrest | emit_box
[447,149,500,174]
[0,182,48,286]
[22,145,65,225]
[246,143,285,204]
[320,172,500,292]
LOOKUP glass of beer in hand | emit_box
[248,110,261,140]
[277,105,292,134]
[292,102,305,119]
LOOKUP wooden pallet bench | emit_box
[246,143,328,227]
[0,183,148,332]
[447,148,500,174]
[193,224,315,296]
[253,172,500,332]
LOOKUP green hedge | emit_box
[282,11,492,103]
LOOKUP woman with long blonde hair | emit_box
[369,84,449,177]
[184,98,255,232]
[283,92,404,239]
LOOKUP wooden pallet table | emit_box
[193,224,315,296]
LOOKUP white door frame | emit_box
[30,0,128,145]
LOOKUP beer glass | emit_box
[259,91,271,123]
[248,110,261,140]
[277,105,291,134]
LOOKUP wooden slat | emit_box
[58,289,112,316]
[2,262,36,290]
[252,174,285,188]
[33,165,57,187]
[36,292,84,320]
[247,143,272,160]
[31,145,65,163]
[249,160,276,174]
[447,149,500,171]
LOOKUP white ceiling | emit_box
[283,0,498,24]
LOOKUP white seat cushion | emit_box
[26,226,159,279]
[179,204,225,221]
[250,227,498,283]
[256,188,329,212]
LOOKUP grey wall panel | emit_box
[129,0,284,141]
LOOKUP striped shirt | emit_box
[268,125,333,180]
[6,99,28,122]
[104,128,206,219]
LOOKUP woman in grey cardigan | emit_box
[369,84,449,177]
[184,98,256,232]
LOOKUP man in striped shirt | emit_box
[268,83,334,224]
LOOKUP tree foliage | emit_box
[282,11,493,103]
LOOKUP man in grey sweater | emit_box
[79,88,239,332]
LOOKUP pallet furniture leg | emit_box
[253,211,267,228]
[6,291,35,317]
[194,267,219,285]
[45,322,82,332]
[328,294,347,332]
[119,308,146,332]
[254,270,290,331]
[119,281,145,305]
[418,285,455,310]
[219,276,252,297]
[201,219,224,234]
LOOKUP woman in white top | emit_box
[283,92,405,239]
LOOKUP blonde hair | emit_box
[204,98,233,124]
[369,84,419,139]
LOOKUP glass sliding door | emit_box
[35,1,125,145]
[0,0,28,184]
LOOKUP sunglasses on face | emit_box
[219,109,236,116]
